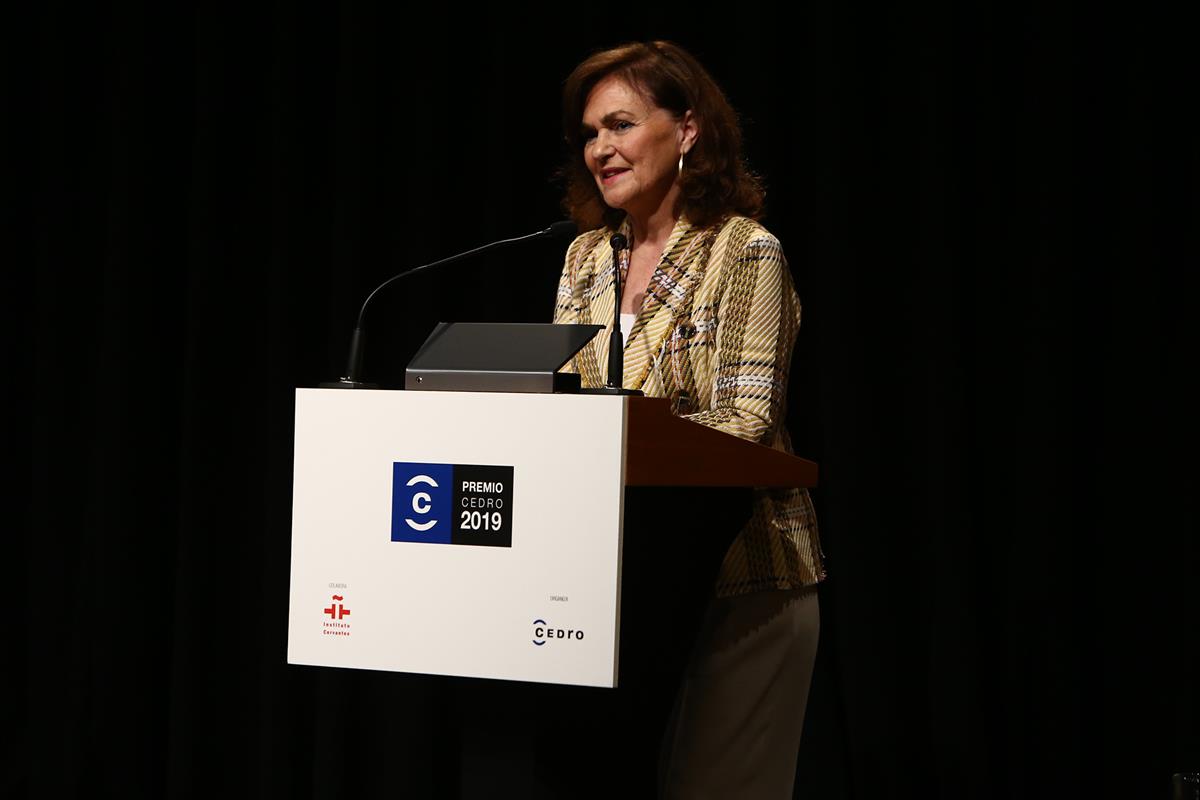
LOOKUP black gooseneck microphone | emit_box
[607,233,628,388]
[579,233,641,396]
[321,220,578,389]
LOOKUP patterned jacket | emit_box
[553,214,825,597]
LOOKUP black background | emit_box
[452,464,512,547]
[13,2,1197,798]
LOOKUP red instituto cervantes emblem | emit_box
[323,594,351,636]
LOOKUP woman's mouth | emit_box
[600,168,629,185]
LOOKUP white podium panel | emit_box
[287,389,628,687]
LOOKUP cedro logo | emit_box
[532,618,585,646]
[405,474,440,531]
[391,461,513,547]
[392,463,453,543]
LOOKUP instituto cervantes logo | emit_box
[323,593,351,637]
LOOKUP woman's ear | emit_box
[680,110,699,154]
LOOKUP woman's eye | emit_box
[614,121,634,132]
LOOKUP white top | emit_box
[619,313,636,343]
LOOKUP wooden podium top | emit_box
[624,396,818,489]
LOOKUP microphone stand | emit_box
[320,221,577,389]
[583,233,642,396]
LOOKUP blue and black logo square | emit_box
[391,462,513,548]
[392,462,454,544]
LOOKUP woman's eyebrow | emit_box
[583,110,635,131]
[599,111,633,125]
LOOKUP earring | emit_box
[677,151,685,174]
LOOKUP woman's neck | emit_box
[626,192,682,250]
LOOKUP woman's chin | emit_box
[599,191,629,211]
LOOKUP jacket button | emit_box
[678,323,696,339]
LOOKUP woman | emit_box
[552,42,827,798]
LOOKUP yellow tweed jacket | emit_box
[553,215,825,597]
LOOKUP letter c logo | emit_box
[405,475,439,531]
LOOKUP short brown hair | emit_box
[560,41,765,231]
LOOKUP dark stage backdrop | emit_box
[14,2,1197,798]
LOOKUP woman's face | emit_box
[581,75,695,221]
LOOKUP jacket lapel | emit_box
[624,216,714,390]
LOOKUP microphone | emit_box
[544,220,580,240]
[321,220,579,389]
[607,234,628,389]
[578,233,641,396]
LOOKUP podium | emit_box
[287,388,817,687]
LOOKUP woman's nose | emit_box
[590,131,616,158]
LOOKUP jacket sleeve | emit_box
[681,232,801,445]
[553,237,581,325]
[553,232,599,377]
[554,230,608,323]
